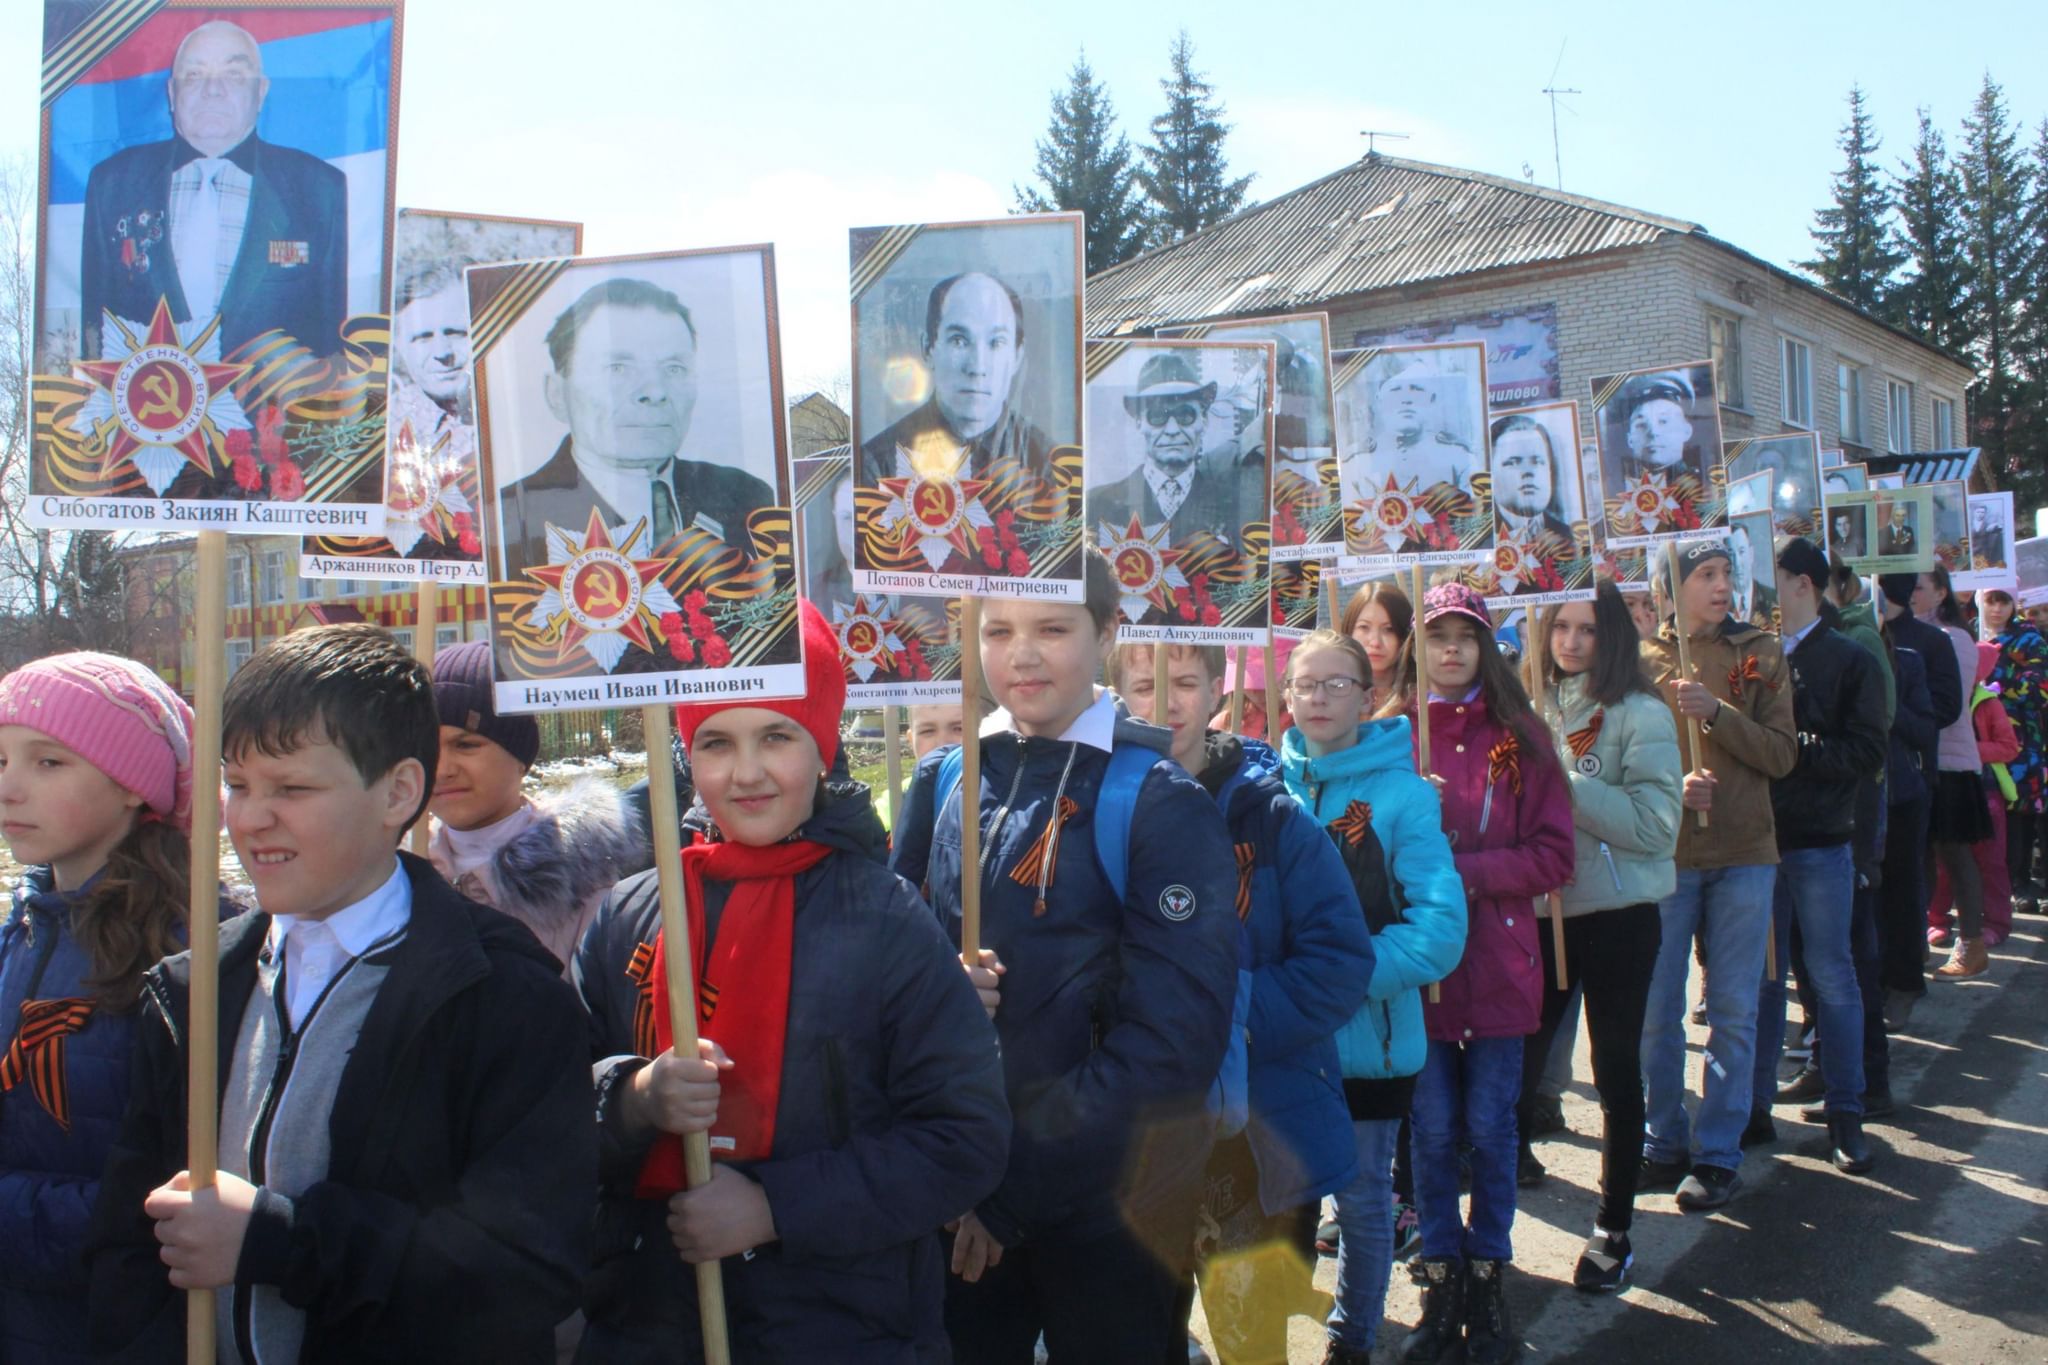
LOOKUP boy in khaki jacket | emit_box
[1636,539,1797,1211]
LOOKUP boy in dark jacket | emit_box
[1116,640,1374,1363]
[1754,541,1890,1175]
[892,552,1240,1363]
[87,624,595,1362]
[574,600,1009,1363]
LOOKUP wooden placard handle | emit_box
[185,532,227,1365]
[958,598,984,958]
[1664,542,1711,832]
[1411,563,1440,1004]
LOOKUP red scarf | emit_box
[634,837,831,1198]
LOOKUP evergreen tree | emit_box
[1956,72,2034,481]
[1136,30,1253,249]
[2007,118,2048,505]
[1888,109,1971,355]
[1803,86,1904,312]
[1015,53,1148,274]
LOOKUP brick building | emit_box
[1086,154,1975,473]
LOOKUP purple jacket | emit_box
[1410,694,1575,1041]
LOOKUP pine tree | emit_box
[1956,73,2035,482]
[1015,53,1148,275]
[1888,109,1971,355]
[2007,118,2048,505]
[1803,86,1904,312]
[1136,30,1253,249]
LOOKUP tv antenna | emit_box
[1541,41,1579,189]
[1359,129,1409,156]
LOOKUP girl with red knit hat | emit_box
[0,651,196,1363]
[572,600,1009,1363]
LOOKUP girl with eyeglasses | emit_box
[1276,629,1465,1365]
[1375,583,1573,1365]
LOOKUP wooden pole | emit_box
[1229,647,1247,734]
[882,704,904,832]
[958,597,984,957]
[1262,640,1281,740]
[186,531,227,1365]
[1411,563,1439,1004]
[1526,625,1571,994]
[411,579,438,856]
[1323,563,1339,629]
[1663,542,1710,833]
[639,704,731,1365]
[1152,639,1170,731]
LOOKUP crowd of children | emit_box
[0,533,2036,1363]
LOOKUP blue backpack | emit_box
[933,741,1253,1138]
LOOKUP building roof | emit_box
[1083,154,1969,374]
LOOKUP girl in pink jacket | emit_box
[1380,583,1575,1365]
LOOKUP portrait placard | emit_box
[1579,439,1648,593]
[302,208,581,582]
[1160,312,1340,560]
[1725,470,1768,519]
[1824,486,1933,575]
[1820,446,1847,468]
[1354,303,1560,409]
[796,451,959,705]
[849,214,1084,600]
[29,0,403,534]
[471,245,802,713]
[1469,401,1592,608]
[1723,432,1822,542]
[2015,535,2048,609]
[1727,509,1778,631]
[1334,342,1491,570]
[1083,338,1274,643]
[1926,478,1972,573]
[1957,491,2015,591]
[1821,462,1868,496]
[1587,361,1726,546]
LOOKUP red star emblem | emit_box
[523,507,676,667]
[878,471,993,570]
[75,299,249,483]
[1098,514,1190,619]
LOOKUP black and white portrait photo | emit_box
[1724,432,1822,541]
[1337,341,1491,562]
[1588,361,1725,543]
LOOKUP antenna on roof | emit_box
[1359,130,1409,157]
[1541,40,1580,190]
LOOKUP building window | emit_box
[1888,381,1913,452]
[388,628,414,652]
[1932,396,1955,449]
[298,570,322,600]
[225,639,254,676]
[228,556,250,607]
[335,578,361,598]
[1782,338,1813,428]
[436,624,463,649]
[259,550,286,604]
[1707,311,1745,408]
[1836,363,1863,445]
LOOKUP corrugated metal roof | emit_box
[1085,154,1695,335]
[1861,449,1981,485]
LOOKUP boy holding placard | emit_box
[87,625,595,1361]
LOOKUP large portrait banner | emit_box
[2016,536,2048,609]
[1473,401,1592,608]
[1723,431,1822,542]
[1083,337,1275,643]
[29,0,403,534]
[1335,341,1492,571]
[472,245,803,713]
[1160,311,1340,561]
[303,207,581,582]
[1926,478,1973,574]
[850,214,1085,601]
[1957,491,2015,591]
[1824,485,1934,576]
[1587,361,1727,547]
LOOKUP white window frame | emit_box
[258,550,286,605]
[387,628,415,652]
[1707,310,1746,410]
[297,569,322,600]
[1887,380,1913,453]
[1781,337,1814,428]
[1932,396,1955,450]
[435,624,463,649]
[228,555,250,607]
[1836,362,1863,445]
[225,639,254,675]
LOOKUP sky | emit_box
[6,0,2043,396]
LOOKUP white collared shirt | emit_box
[1143,463,1193,521]
[265,861,410,1029]
[1782,617,1822,655]
[168,155,252,321]
[981,686,1117,754]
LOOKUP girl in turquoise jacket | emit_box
[1279,629,1466,1365]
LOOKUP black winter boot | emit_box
[1398,1256,1465,1363]
[1463,1257,1519,1364]
[1830,1111,1876,1174]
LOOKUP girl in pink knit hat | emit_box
[0,650,196,1362]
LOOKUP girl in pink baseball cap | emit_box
[0,650,196,1361]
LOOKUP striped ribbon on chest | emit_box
[1327,800,1374,847]
[1008,796,1081,909]
[1565,709,1604,758]
[625,940,659,1058]
[1488,733,1523,796]
[0,997,96,1130]
[1727,654,1776,700]
[1233,843,1256,920]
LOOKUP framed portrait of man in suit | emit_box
[2015,535,2048,610]
[1957,491,2015,591]
[1083,337,1275,641]
[29,0,402,532]
[470,244,803,713]
[1336,341,1492,570]
[1828,486,1932,576]
[1926,478,1973,574]
[849,213,1084,600]
[1588,360,1727,547]
[1723,432,1822,543]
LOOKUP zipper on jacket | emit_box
[820,1038,851,1145]
[1479,779,1496,836]
[1600,842,1622,892]
[978,748,1033,891]
[1380,1001,1393,1072]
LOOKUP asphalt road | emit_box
[1191,909,2048,1362]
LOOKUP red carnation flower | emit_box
[702,636,731,668]
[669,633,697,664]
[458,529,481,556]
[1201,604,1222,627]
[1179,599,1197,622]
[688,611,716,641]
[225,428,252,460]
[268,460,305,500]
[1006,550,1031,577]
[684,589,708,613]
[256,405,289,465]
[231,452,263,492]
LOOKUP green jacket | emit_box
[1837,597,1898,729]
[1544,678,1682,916]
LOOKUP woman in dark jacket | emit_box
[575,602,1009,1363]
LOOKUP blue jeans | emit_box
[1756,844,1866,1115]
[1643,863,1776,1172]
[1328,1118,1401,1351]
[1411,1037,1522,1262]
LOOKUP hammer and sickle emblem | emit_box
[580,567,625,614]
[917,484,950,522]
[1116,548,1150,583]
[136,372,182,422]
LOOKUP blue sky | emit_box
[7,0,2041,391]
